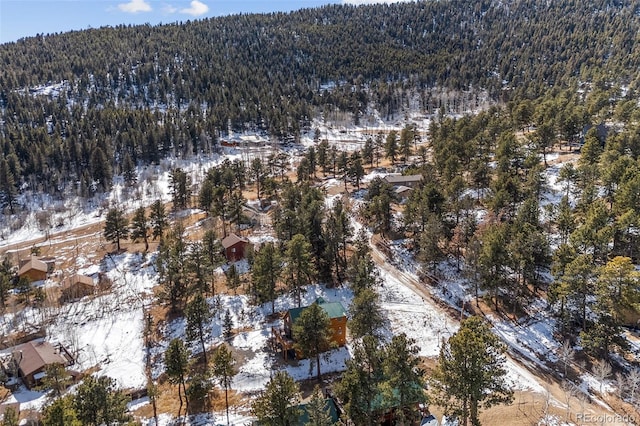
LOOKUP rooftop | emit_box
[12,341,67,377]
[288,297,347,324]
[221,233,249,249]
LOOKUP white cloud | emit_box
[180,0,209,16]
[117,0,152,13]
[162,4,178,14]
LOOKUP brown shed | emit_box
[17,257,48,282]
[11,341,71,389]
[221,233,250,262]
[60,274,95,302]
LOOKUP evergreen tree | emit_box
[250,157,267,200]
[223,309,234,340]
[90,147,113,192]
[121,152,137,186]
[1,406,18,426]
[335,335,383,425]
[149,199,167,240]
[284,234,316,307]
[292,302,333,381]
[349,288,384,340]
[385,130,398,164]
[211,343,238,426]
[185,293,213,366]
[156,224,189,312]
[225,263,241,294]
[40,363,70,397]
[0,158,17,214]
[129,206,150,251]
[323,199,353,284]
[380,333,425,424]
[42,396,81,426]
[399,124,415,161]
[349,151,365,190]
[73,376,130,426]
[307,386,335,426]
[165,338,190,420]
[186,241,212,294]
[251,371,301,426]
[251,242,282,314]
[430,316,513,426]
[103,207,129,251]
[169,167,191,210]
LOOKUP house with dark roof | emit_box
[10,341,74,389]
[17,257,48,282]
[221,233,250,262]
[272,297,347,360]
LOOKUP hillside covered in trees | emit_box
[1,0,640,200]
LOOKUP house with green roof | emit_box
[272,297,347,360]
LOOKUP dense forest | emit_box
[1,0,640,200]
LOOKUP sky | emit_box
[0,0,408,44]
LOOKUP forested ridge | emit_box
[1,0,640,198]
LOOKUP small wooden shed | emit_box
[221,233,250,262]
[60,274,95,302]
[17,257,48,282]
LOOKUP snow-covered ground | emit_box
[0,110,633,424]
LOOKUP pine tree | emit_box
[223,309,234,340]
[307,386,335,426]
[42,396,81,426]
[129,206,149,251]
[211,343,238,426]
[226,263,241,294]
[292,302,333,381]
[285,234,316,307]
[40,363,70,397]
[121,152,137,186]
[251,371,301,426]
[251,242,283,314]
[165,338,190,420]
[169,167,191,210]
[385,130,398,164]
[1,406,18,426]
[185,293,213,366]
[73,376,130,426]
[380,333,425,424]
[90,147,113,192]
[149,199,167,240]
[0,158,17,214]
[349,288,384,340]
[430,316,513,426]
[335,335,383,425]
[103,207,129,252]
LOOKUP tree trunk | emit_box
[225,385,230,425]
[316,352,322,382]
[177,380,183,422]
[183,379,190,419]
[199,326,208,366]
